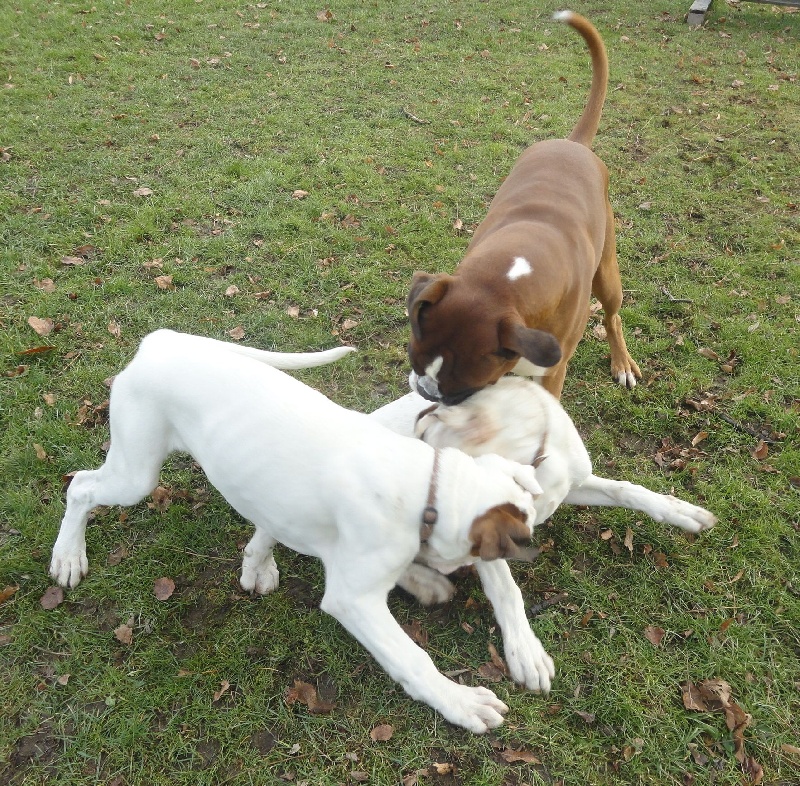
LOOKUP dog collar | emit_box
[420,449,441,542]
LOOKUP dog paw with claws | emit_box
[442,684,509,733]
[503,628,555,694]
[240,557,280,595]
[50,542,88,588]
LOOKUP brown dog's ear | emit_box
[469,503,537,562]
[499,319,562,368]
[408,272,450,341]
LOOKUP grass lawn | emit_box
[1,0,798,784]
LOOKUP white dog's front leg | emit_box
[321,573,508,733]
[50,470,98,587]
[564,476,717,533]
[475,560,554,694]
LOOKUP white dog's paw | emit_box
[663,497,717,533]
[50,542,88,588]
[503,629,555,695]
[396,564,455,606]
[443,684,509,733]
[240,557,279,595]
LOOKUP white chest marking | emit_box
[507,256,532,281]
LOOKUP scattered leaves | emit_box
[153,576,175,601]
[751,441,769,461]
[575,710,596,725]
[681,679,763,784]
[40,586,64,610]
[401,619,429,647]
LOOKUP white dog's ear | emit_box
[469,503,537,562]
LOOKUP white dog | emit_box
[371,377,717,604]
[50,330,555,733]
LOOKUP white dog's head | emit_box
[414,376,552,465]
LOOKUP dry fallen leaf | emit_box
[56,673,71,686]
[153,576,175,601]
[341,318,359,331]
[28,316,54,337]
[369,723,394,742]
[107,319,122,338]
[0,585,19,605]
[401,619,429,647]
[34,278,56,293]
[40,586,64,610]
[292,189,309,199]
[149,485,173,512]
[213,680,231,702]
[33,443,48,461]
[154,274,174,290]
[624,526,634,554]
[644,625,665,647]
[60,255,85,266]
[286,305,300,319]
[227,325,245,341]
[224,285,240,297]
[114,621,133,645]
[500,747,541,764]
[285,679,336,714]
[133,187,153,197]
[752,441,769,461]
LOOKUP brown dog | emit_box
[407,10,641,404]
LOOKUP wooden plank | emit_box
[687,0,713,26]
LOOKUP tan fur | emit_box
[407,12,640,403]
[469,503,535,561]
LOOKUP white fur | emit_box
[507,256,532,281]
[50,330,553,733]
[371,377,716,657]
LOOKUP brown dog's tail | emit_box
[553,10,608,147]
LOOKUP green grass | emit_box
[1,0,798,784]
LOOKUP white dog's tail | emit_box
[141,329,355,370]
[224,342,356,370]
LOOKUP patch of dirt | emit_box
[249,728,277,756]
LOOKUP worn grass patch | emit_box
[1,1,798,784]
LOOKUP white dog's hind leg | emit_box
[564,476,717,533]
[476,560,554,694]
[321,568,508,733]
[396,563,455,605]
[239,529,279,594]
[50,449,162,588]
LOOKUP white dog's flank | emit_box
[371,376,716,605]
[50,330,554,733]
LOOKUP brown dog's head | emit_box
[469,502,539,562]
[407,272,562,404]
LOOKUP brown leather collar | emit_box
[420,449,441,542]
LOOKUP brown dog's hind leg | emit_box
[592,205,641,388]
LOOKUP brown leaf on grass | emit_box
[292,189,309,199]
[34,278,56,293]
[213,680,231,702]
[350,772,369,782]
[644,625,665,646]
[153,576,175,601]
[500,747,541,764]
[227,325,245,341]
[284,679,336,714]
[107,319,122,338]
[286,305,300,319]
[17,345,56,356]
[478,662,505,682]
[487,642,508,675]
[575,710,596,724]
[751,441,769,460]
[28,316,54,337]
[691,431,708,447]
[60,255,85,266]
[681,679,763,784]
[624,526,634,554]
[0,585,19,604]
[224,285,240,297]
[149,486,173,512]
[369,723,393,742]
[40,586,64,610]
[114,621,133,645]
[401,619,428,647]
[107,545,129,566]
[316,9,334,22]
[56,673,70,686]
[154,274,174,290]
[133,187,153,197]
[33,443,48,461]
[599,528,614,541]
